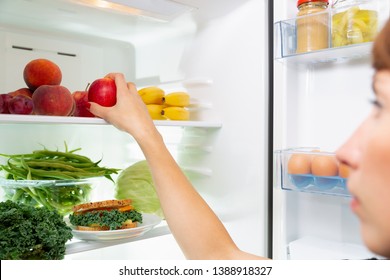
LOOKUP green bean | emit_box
[82,167,119,173]
[0,152,37,159]
[66,147,82,154]
[19,156,29,170]
[0,146,120,181]
[3,162,28,179]
[27,168,76,180]
[22,161,92,173]
[32,150,93,163]
[60,170,108,178]
[23,187,53,210]
[23,159,97,168]
[10,188,25,201]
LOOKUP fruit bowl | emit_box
[0,178,98,216]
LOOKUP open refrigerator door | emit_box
[272,0,389,260]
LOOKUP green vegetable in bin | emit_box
[0,144,121,215]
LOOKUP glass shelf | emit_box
[0,114,222,128]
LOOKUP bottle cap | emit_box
[297,0,329,7]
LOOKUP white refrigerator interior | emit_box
[273,0,388,259]
[0,0,269,259]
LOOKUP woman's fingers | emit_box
[88,101,107,118]
[104,73,130,99]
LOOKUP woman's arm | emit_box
[89,73,267,260]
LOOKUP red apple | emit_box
[72,90,95,117]
[8,95,34,115]
[32,85,74,116]
[0,94,13,114]
[8,87,33,98]
[23,58,62,91]
[88,78,116,107]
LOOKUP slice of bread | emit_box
[76,225,110,231]
[72,199,132,213]
[76,221,137,231]
[120,222,137,230]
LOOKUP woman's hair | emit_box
[372,19,390,70]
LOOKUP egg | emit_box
[311,154,338,176]
[338,162,350,178]
[287,153,311,174]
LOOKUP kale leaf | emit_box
[69,209,143,230]
[0,200,72,260]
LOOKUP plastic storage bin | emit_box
[274,148,350,196]
[0,178,98,215]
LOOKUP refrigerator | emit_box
[0,0,385,260]
[272,0,388,260]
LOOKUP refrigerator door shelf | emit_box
[288,236,379,260]
[0,114,222,128]
[274,0,390,62]
[274,148,350,197]
[274,41,372,65]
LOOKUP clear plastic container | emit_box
[331,0,379,47]
[0,178,98,215]
[274,148,350,196]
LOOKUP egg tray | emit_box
[275,147,352,197]
[283,173,350,196]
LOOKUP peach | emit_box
[32,85,74,116]
[23,59,62,91]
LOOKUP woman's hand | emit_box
[88,73,159,142]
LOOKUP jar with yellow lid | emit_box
[296,0,330,53]
[331,0,378,47]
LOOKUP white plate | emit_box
[67,213,162,242]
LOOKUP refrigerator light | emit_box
[71,0,194,21]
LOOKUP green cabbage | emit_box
[115,160,164,218]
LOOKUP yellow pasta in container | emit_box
[332,6,378,47]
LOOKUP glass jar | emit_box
[332,0,378,47]
[296,0,330,53]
